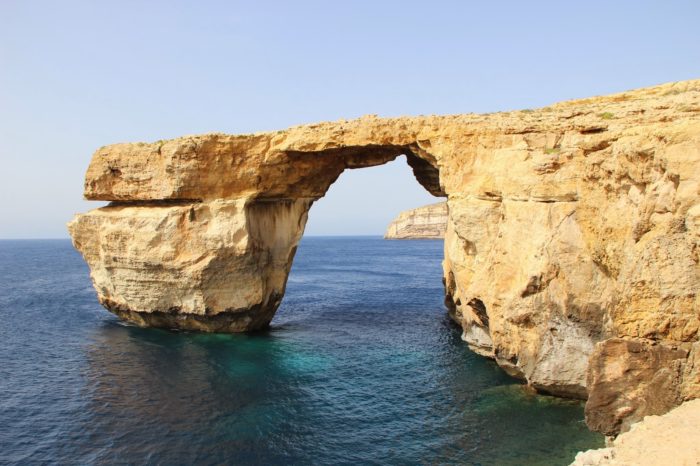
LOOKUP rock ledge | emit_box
[572,399,700,466]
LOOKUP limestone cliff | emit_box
[69,79,700,436]
[384,202,448,239]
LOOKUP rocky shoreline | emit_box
[572,399,700,465]
[69,79,700,441]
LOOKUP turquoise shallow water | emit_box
[0,237,603,465]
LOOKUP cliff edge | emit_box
[69,79,700,437]
[571,399,700,465]
[384,202,448,239]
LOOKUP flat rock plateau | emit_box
[572,398,700,465]
[384,202,448,239]
[69,79,700,440]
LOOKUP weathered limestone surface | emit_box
[69,79,700,435]
[584,338,690,436]
[384,202,448,239]
[571,399,700,465]
[69,199,310,332]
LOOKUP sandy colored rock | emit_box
[384,202,448,239]
[68,198,310,332]
[69,79,700,435]
[585,338,688,436]
[572,399,700,466]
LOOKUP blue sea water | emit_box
[0,237,603,465]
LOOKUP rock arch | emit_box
[69,80,700,434]
[71,131,445,333]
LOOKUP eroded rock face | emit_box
[68,198,311,332]
[384,202,448,239]
[69,80,700,435]
[584,338,688,436]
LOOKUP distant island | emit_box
[384,202,448,239]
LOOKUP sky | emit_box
[1,1,699,238]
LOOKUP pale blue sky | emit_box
[1,1,699,237]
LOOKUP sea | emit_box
[0,237,603,465]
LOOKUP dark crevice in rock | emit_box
[468,298,489,327]
[579,126,607,134]
[107,199,203,207]
[404,148,445,197]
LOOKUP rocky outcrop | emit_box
[584,338,691,436]
[571,399,700,465]
[69,198,310,332]
[69,79,700,436]
[384,202,448,239]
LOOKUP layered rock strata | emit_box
[384,202,448,239]
[69,80,700,435]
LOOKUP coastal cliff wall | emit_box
[384,202,448,239]
[69,80,700,436]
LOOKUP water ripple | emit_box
[0,238,603,465]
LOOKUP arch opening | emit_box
[273,143,445,204]
[302,153,444,237]
[249,150,447,330]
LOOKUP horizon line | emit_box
[0,234,441,240]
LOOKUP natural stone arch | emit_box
[71,135,446,333]
[69,80,700,435]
